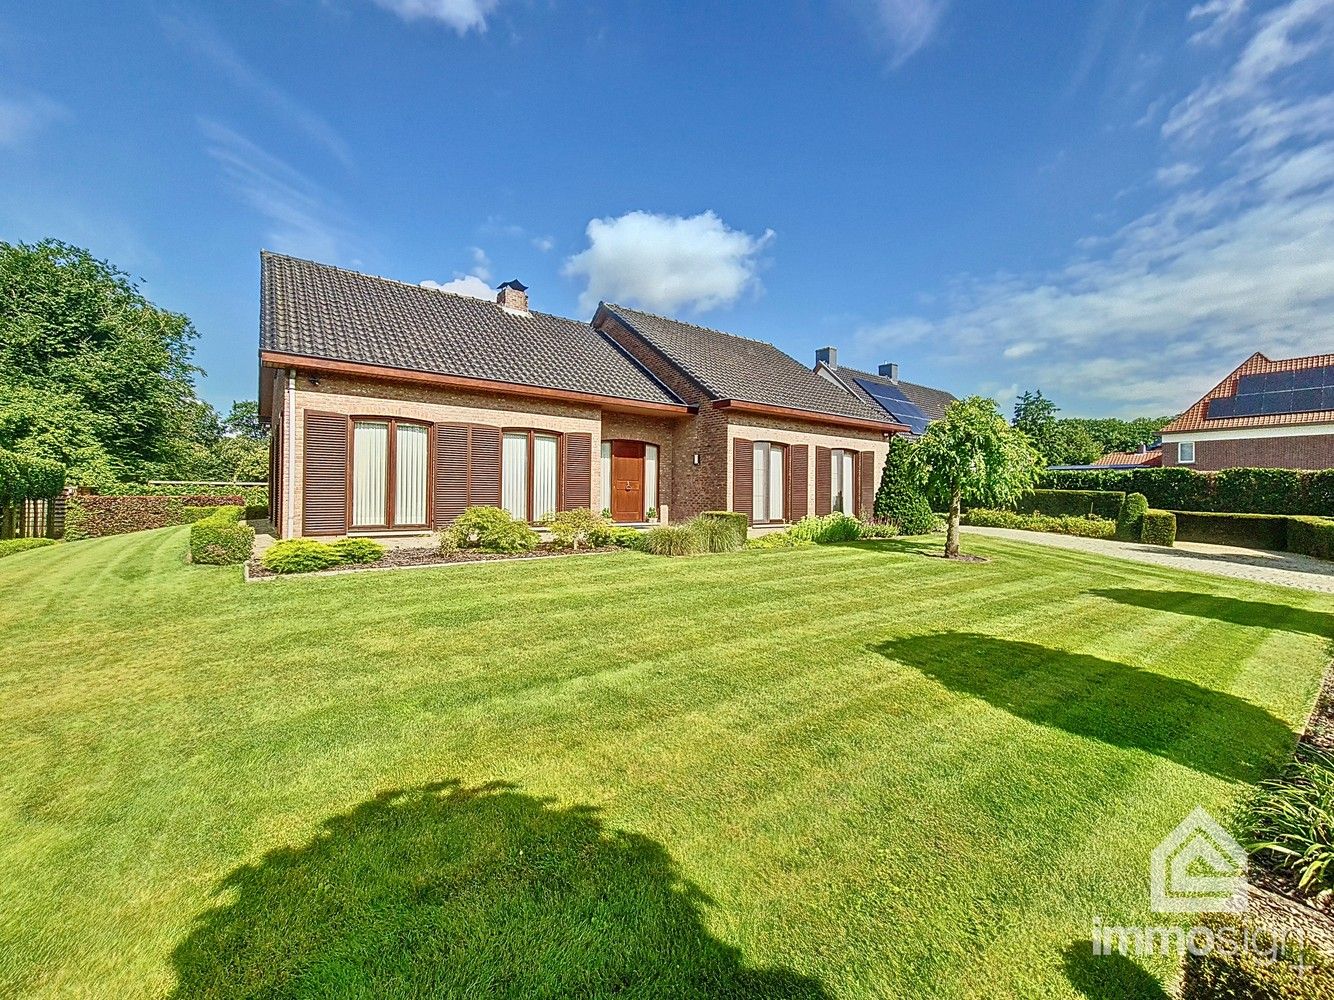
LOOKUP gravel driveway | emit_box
[962,525,1334,594]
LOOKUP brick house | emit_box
[258,253,906,539]
[1159,351,1334,471]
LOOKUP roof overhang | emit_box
[258,351,696,419]
[713,398,908,434]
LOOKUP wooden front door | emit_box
[610,440,645,523]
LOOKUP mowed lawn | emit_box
[1,529,1331,999]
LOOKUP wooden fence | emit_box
[0,495,65,540]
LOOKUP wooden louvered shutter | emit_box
[857,451,876,517]
[468,425,501,507]
[560,433,592,511]
[788,444,809,521]
[434,423,469,526]
[732,437,753,523]
[302,411,348,535]
[814,446,831,516]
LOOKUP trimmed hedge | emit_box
[64,496,185,540]
[0,537,57,558]
[1181,913,1334,999]
[189,507,254,565]
[261,539,344,574]
[1040,467,1334,516]
[0,449,65,504]
[1290,517,1334,561]
[1116,493,1148,542]
[1141,510,1176,546]
[1173,511,1290,551]
[1015,489,1125,520]
[963,508,1117,539]
[103,483,269,507]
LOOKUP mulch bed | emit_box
[919,552,990,563]
[246,543,620,579]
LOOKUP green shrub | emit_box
[1173,511,1290,551]
[1040,466,1334,517]
[1245,746,1334,896]
[0,537,57,558]
[857,518,900,539]
[244,503,269,520]
[1016,489,1125,520]
[588,524,645,550]
[189,507,255,566]
[328,538,385,565]
[642,524,704,556]
[1215,467,1305,515]
[260,539,343,574]
[1115,493,1148,542]
[1180,912,1334,1000]
[1306,470,1334,517]
[962,508,1116,539]
[63,495,185,540]
[874,437,937,534]
[789,513,863,544]
[1140,510,1176,546]
[1288,517,1334,561]
[745,531,812,550]
[105,483,269,507]
[544,508,607,550]
[451,506,538,553]
[690,511,747,552]
[180,505,222,524]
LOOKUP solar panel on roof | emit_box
[1206,365,1334,420]
[853,377,931,434]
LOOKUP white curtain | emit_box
[644,444,658,514]
[768,444,784,522]
[394,423,427,526]
[352,421,388,527]
[752,442,767,522]
[833,450,855,514]
[600,441,612,513]
[533,434,558,521]
[502,433,528,520]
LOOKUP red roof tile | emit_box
[1159,351,1334,434]
[1093,449,1162,467]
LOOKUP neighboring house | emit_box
[1159,351,1334,471]
[810,348,956,435]
[258,253,906,539]
[1048,446,1163,472]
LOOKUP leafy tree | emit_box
[0,239,203,482]
[1058,416,1175,455]
[1047,422,1101,466]
[1012,389,1062,465]
[873,436,937,534]
[222,401,266,442]
[911,396,1041,559]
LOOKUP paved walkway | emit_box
[962,526,1334,595]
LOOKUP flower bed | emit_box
[246,541,621,579]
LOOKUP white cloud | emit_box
[0,94,65,147]
[853,0,1334,416]
[852,0,950,67]
[469,246,492,281]
[1189,0,1249,45]
[563,210,774,314]
[1155,162,1200,186]
[199,118,354,262]
[370,0,500,34]
[421,274,493,299]
[531,235,555,252]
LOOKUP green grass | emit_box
[1,528,1331,999]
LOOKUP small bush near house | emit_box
[745,531,812,550]
[1115,493,1148,542]
[544,508,606,550]
[244,503,269,521]
[1016,489,1126,520]
[1180,912,1334,1000]
[588,524,645,550]
[691,511,748,552]
[789,513,863,544]
[260,539,344,574]
[1245,746,1334,896]
[1173,511,1290,551]
[874,437,937,534]
[0,538,57,558]
[180,505,222,524]
[857,518,900,539]
[1140,510,1176,546]
[451,506,539,553]
[189,507,255,565]
[63,496,185,540]
[642,524,704,556]
[1289,517,1334,561]
[328,538,385,565]
[963,508,1117,539]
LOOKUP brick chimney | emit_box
[816,346,838,369]
[496,279,529,312]
[878,362,899,382]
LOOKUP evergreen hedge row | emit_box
[1015,489,1125,520]
[1039,466,1334,516]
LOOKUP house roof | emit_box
[259,252,682,408]
[598,303,899,426]
[1092,449,1162,468]
[1161,351,1334,435]
[826,364,957,423]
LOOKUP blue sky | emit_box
[2,0,1331,418]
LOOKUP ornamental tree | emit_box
[911,396,1041,559]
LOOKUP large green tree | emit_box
[912,396,1041,558]
[0,240,212,484]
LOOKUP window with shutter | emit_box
[857,450,876,517]
[732,437,754,523]
[302,411,349,535]
[789,444,808,520]
[814,446,831,516]
[468,425,502,507]
[561,433,592,511]
[434,424,469,526]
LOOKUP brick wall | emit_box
[1164,433,1334,471]
[599,412,683,521]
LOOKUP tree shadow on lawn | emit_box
[1090,588,1334,642]
[1061,941,1168,999]
[874,633,1296,783]
[170,781,830,1000]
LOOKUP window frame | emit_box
[751,440,790,525]
[346,415,434,532]
[501,427,565,523]
[830,448,856,515]
[1178,440,1196,465]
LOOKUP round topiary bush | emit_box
[261,539,343,574]
[328,538,386,565]
[1115,492,1149,542]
